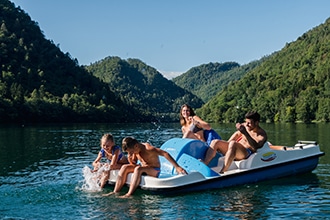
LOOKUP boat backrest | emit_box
[177,153,219,177]
[159,138,219,176]
[259,141,271,151]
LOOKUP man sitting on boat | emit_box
[203,111,267,173]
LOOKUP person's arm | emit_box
[109,148,120,169]
[128,152,138,165]
[181,126,186,135]
[157,149,187,174]
[192,116,211,130]
[92,152,102,170]
[237,124,267,150]
[227,130,240,142]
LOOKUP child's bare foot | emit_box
[118,194,131,198]
[102,192,116,196]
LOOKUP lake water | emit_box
[0,122,329,219]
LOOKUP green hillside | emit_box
[2,0,329,124]
[0,0,202,123]
[172,61,262,102]
[0,0,144,123]
[198,18,330,123]
[85,57,204,120]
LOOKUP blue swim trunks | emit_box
[140,168,160,178]
[245,148,253,159]
[154,167,161,177]
[140,166,161,178]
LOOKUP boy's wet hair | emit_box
[245,111,260,122]
[122,137,138,151]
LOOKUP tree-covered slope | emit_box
[3,0,329,124]
[85,57,204,120]
[172,61,262,102]
[198,18,330,123]
[0,0,138,123]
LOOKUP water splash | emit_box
[80,166,104,192]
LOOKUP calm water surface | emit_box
[0,123,329,219]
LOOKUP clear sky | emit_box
[10,0,330,79]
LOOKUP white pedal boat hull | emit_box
[108,138,324,194]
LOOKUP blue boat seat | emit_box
[159,138,221,177]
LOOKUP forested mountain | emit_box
[0,0,202,123]
[2,0,329,124]
[0,1,143,123]
[85,57,204,119]
[198,17,330,123]
[172,61,262,102]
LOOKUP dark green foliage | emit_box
[0,0,203,123]
[0,0,138,123]
[2,0,329,124]
[198,18,330,123]
[85,57,204,121]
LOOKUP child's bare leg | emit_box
[103,164,135,196]
[122,167,158,197]
[114,165,135,192]
[100,170,110,188]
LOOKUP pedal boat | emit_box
[107,138,324,195]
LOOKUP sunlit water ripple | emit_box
[0,123,329,219]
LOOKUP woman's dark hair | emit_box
[179,104,196,126]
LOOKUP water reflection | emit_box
[205,186,269,219]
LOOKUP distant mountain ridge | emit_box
[172,61,263,102]
[1,0,329,123]
[85,57,204,119]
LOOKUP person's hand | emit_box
[188,116,199,125]
[176,166,187,175]
[236,123,246,133]
[104,164,111,171]
[102,148,111,156]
